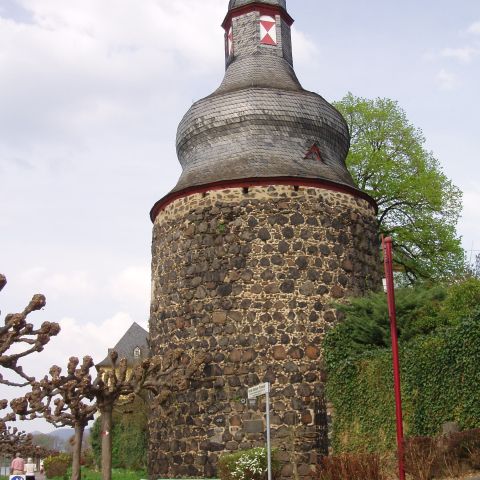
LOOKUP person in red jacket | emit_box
[10,453,25,475]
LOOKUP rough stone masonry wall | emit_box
[148,184,381,479]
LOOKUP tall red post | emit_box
[382,236,406,480]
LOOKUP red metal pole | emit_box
[382,236,406,480]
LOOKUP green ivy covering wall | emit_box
[91,395,148,470]
[326,315,480,452]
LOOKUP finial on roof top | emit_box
[228,0,287,10]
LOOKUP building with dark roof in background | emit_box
[96,322,149,371]
[148,0,381,478]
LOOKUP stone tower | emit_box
[148,0,381,478]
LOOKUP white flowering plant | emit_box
[218,447,280,480]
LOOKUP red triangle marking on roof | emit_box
[260,21,275,32]
[261,33,276,45]
[304,144,323,162]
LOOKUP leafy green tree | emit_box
[334,94,464,283]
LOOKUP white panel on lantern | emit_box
[228,26,233,56]
[260,15,277,45]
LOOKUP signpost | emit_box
[248,382,272,480]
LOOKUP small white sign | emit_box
[248,382,270,399]
[10,475,26,480]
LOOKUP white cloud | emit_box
[436,68,459,91]
[467,21,480,35]
[291,27,318,65]
[44,312,142,367]
[109,265,150,304]
[17,267,96,299]
[441,46,478,63]
[44,271,95,296]
[18,266,48,284]
[0,0,226,156]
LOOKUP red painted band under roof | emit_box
[150,177,377,222]
[222,2,294,31]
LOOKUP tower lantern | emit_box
[148,0,381,478]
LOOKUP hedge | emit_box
[326,316,480,452]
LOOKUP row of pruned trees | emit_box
[1,273,208,480]
[0,425,55,459]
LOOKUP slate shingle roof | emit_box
[96,322,149,368]
[166,0,358,196]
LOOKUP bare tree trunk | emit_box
[71,423,84,480]
[101,406,113,480]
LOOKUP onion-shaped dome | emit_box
[168,0,356,196]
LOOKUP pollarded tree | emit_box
[1,273,60,437]
[1,399,16,428]
[333,94,464,283]
[12,357,97,480]
[90,351,153,480]
[0,273,60,386]
[1,399,16,452]
[142,348,209,406]
[0,426,33,457]
[91,348,208,480]
[44,357,97,480]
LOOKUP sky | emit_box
[0,0,479,433]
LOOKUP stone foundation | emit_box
[148,184,381,479]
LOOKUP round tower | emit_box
[148,1,381,478]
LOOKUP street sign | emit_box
[248,382,270,399]
[247,382,272,480]
[10,476,26,480]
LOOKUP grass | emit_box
[87,469,147,480]
[47,468,147,480]
[0,468,218,480]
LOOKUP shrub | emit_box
[43,453,71,478]
[404,430,480,480]
[81,448,95,468]
[218,447,280,480]
[404,437,437,480]
[443,277,480,323]
[313,453,384,480]
[440,428,480,475]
